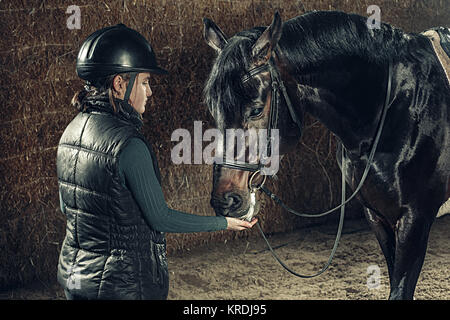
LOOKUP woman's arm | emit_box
[119,138,255,233]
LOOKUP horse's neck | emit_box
[294,58,388,154]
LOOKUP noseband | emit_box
[215,57,302,191]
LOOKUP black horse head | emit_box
[203,10,413,219]
[203,13,303,219]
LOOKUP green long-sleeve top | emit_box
[59,138,227,233]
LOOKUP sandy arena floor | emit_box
[2,216,449,300]
[167,216,449,300]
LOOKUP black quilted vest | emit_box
[56,96,168,299]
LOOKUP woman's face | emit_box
[113,72,152,114]
[129,72,152,114]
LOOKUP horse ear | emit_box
[251,11,283,63]
[203,18,228,53]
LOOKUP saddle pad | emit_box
[437,197,450,218]
[422,28,450,87]
[437,27,450,57]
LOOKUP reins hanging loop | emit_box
[254,59,394,279]
[260,59,393,219]
[255,147,347,278]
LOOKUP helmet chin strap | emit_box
[122,72,137,104]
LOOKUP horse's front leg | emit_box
[388,207,433,300]
[389,176,447,300]
[363,207,396,288]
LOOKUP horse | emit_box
[202,10,450,300]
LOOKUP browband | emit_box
[241,64,270,83]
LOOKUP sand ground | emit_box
[4,216,448,300]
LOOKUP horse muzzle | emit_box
[210,189,261,220]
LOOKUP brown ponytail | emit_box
[71,85,92,111]
[71,73,132,112]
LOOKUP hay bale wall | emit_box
[0,0,448,290]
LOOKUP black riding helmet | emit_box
[76,23,167,102]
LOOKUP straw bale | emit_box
[0,0,448,290]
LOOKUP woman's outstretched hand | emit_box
[225,217,258,231]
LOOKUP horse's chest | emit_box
[346,157,403,223]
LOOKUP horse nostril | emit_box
[223,192,242,211]
[210,192,243,216]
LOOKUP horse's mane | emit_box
[279,11,421,72]
[204,10,430,125]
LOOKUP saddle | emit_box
[422,27,450,87]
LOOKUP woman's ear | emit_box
[112,74,126,99]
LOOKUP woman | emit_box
[56,24,256,300]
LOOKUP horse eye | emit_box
[249,107,264,118]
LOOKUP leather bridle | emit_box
[214,56,302,191]
[213,51,394,278]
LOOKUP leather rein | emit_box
[217,55,393,278]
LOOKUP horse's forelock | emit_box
[204,30,264,128]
